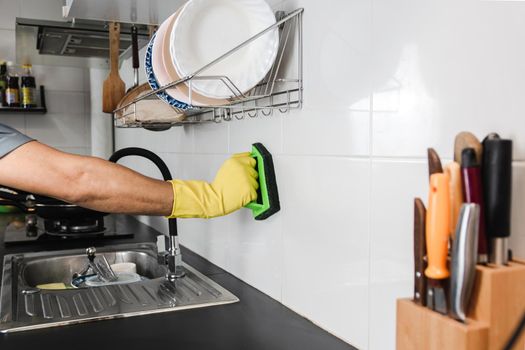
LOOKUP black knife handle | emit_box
[482,139,512,239]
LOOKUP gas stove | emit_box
[3,213,132,244]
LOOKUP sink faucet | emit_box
[109,147,185,281]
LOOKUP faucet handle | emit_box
[86,247,96,262]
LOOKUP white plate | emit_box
[170,0,279,99]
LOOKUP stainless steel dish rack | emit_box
[113,8,303,130]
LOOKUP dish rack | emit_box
[113,8,303,130]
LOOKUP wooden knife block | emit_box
[396,260,525,350]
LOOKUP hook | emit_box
[247,109,258,118]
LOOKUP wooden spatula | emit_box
[454,131,482,165]
[103,22,125,113]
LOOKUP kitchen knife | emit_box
[482,135,513,266]
[445,162,464,241]
[413,198,427,306]
[425,173,450,314]
[427,148,443,178]
[454,132,483,165]
[461,148,488,263]
[450,203,480,322]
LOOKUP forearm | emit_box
[0,141,173,215]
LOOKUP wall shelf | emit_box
[0,86,47,114]
[114,8,303,131]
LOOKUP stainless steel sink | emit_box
[0,243,238,332]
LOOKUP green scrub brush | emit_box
[245,143,280,220]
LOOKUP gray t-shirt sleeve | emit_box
[0,123,34,158]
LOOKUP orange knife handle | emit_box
[425,173,451,280]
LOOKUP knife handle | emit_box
[482,138,512,265]
[425,173,451,280]
[450,203,480,322]
[414,198,427,306]
[461,148,488,263]
[445,162,463,240]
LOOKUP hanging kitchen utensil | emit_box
[102,22,125,113]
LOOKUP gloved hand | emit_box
[167,152,258,218]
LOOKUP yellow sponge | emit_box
[36,283,68,290]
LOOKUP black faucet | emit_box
[109,147,185,280]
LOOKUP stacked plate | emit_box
[145,0,280,111]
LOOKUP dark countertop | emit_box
[0,214,355,350]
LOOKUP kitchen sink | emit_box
[0,243,238,332]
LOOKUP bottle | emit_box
[0,62,7,107]
[5,63,20,108]
[20,64,36,108]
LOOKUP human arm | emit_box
[0,140,258,218]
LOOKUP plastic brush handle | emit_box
[425,173,451,280]
[245,144,268,215]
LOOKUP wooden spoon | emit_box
[102,22,125,113]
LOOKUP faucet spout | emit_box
[109,147,184,280]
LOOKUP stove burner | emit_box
[44,217,105,236]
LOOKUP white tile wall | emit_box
[106,0,525,349]
[0,0,92,155]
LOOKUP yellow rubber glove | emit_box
[167,153,258,218]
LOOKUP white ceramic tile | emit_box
[372,0,525,159]
[279,0,372,110]
[25,112,88,148]
[32,65,87,92]
[0,29,16,63]
[368,159,428,350]
[193,122,229,154]
[226,191,283,301]
[510,162,525,259]
[280,156,370,348]
[368,281,411,350]
[115,125,194,155]
[0,0,20,30]
[45,91,86,115]
[283,106,370,157]
[229,115,282,155]
[370,159,428,284]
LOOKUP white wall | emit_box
[110,0,525,349]
[0,0,92,155]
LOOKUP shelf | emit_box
[0,86,47,114]
[114,8,303,130]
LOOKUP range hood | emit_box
[16,17,151,69]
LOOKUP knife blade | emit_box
[425,173,450,314]
[444,162,464,241]
[450,203,480,322]
[482,135,513,266]
[461,148,488,263]
[413,198,427,306]
[427,148,443,177]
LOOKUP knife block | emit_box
[397,259,525,350]
[396,299,489,350]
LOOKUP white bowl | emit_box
[170,0,279,99]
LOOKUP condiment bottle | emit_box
[0,62,7,107]
[21,64,36,108]
[5,63,20,108]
